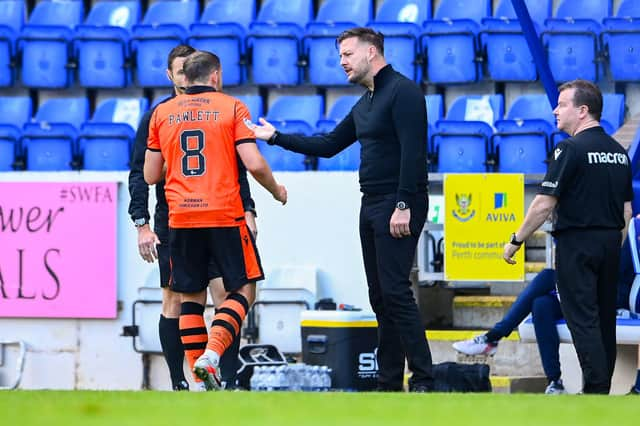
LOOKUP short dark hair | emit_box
[183,51,221,84]
[558,79,603,121]
[336,27,384,55]
[167,44,196,71]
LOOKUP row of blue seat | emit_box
[5,0,638,32]
[3,0,640,88]
[0,90,625,172]
[0,119,558,173]
[1,91,625,137]
[5,20,640,87]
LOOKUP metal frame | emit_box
[0,341,27,390]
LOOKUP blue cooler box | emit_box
[300,310,378,391]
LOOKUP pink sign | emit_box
[0,182,117,318]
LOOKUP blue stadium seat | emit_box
[92,97,149,129]
[188,0,255,86]
[263,94,322,171]
[74,1,140,88]
[507,94,555,126]
[315,0,372,26]
[304,0,372,86]
[34,97,90,130]
[317,142,360,171]
[493,119,553,174]
[247,0,312,85]
[600,120,616,135]
[315,96,361,171]
[542,18,602,82]
[0,96,32,127]
[22,122,77,171]
[131,0,200,87]
[425,94,443,151]
[316,95,360,133]
[554,0,611,21]
[493,0,551,26]
[151,92,172,108]
[446,94,504,125]
[78,122,134,170]
[376,0,431,24]
[425,94,443,127]
[602,93,625,131]
[433,0,491,22]
[304,21,353,86]
[0,124,21,170]
[256,139,308,171]
[480,16,540,82]
[602,18,640,82]
[617,0,640,18]
[421,0,491,84]
[18,0,84,88]
[368,22,421,81]
[421,20,482,83]
[235,95,264,122]
[200,0,255,28]
[266,95,324,134]
[368,0,431,81]
[0,0,26,86]
[432,120,493,173]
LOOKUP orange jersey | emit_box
[147,89,255,228]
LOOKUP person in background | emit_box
[453,268,566,394]
[503,80,633,394]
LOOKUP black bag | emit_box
[235,344,288,390]
[432,362,492,392]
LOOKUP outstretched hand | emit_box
[247,117,276,141]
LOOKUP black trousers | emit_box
[555,229,620,394]
[359,192,433,390]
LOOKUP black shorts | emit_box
[158,241,223,289]
[168,225,264,294]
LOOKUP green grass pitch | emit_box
[2,390,638,426]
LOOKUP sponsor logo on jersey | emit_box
[554,148,562,160]
[587,151,628,165]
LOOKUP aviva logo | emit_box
[487,192,516,222]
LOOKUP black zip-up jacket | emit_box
[270,65,428,206]
[128,94,256,242]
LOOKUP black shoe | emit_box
[374,385,403,392]
[627,386,640,395]
[409,384,433,393]
[173,380,189,391]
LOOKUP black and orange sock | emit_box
[179,302,208,380]
[214,311,242,385]
[206,293,249,358]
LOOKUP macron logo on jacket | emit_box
[586,152,628,165]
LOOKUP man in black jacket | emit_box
[128,45,257,391]
[249,27,434,392]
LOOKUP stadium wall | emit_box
[0,170,368,389]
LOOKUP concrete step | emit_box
[452,295,516,328]
[426,330,545,377]
[525,262,547,273]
